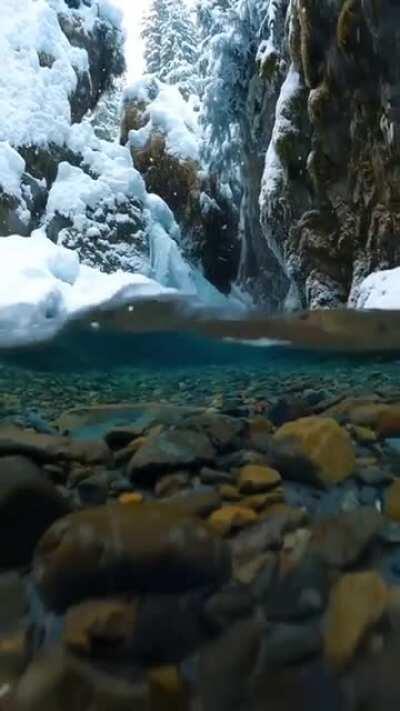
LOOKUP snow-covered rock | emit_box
[356,267,400,310]
[122,76,199,162]
[0,0,124,149]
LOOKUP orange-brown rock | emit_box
[376,407,400,438]
[118,493,143,505]
[238,465,282,494]
[347,424,377,444]
[208,506,257,537]
[242,489,285,512]
[148,666,188,711]
[274,416,356,486]
[247,416,274,449]
[64,598,138,656]
[218,484,241,502]
[385,480,400,522]
[324,571,388,671]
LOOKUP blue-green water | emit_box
[0,326,398,425]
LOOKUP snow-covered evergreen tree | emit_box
[86,77,126,142]
[142,0,199,99]
[141,0,168,76]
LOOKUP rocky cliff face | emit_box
[200,0,400,308]
[253,0,400,308]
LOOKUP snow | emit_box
[125,77,199,162]
[0,231,177,348]
[0,143,25,198]
[260,64,301,219]
[356,267,400,309]
[0,0,122,149]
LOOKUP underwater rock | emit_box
[324,571,388,671]
[238,465,282,495]
[274,416,356,487]
[64,592,210,667]
[199,467,232,486]
[33,502,231,611]
[308,508,384,569]
[0,427,110,466]
[208,506,258,537]
[10,648,150,711]
[154,473,189,498]
[262,553,329,622]
[259,621,322,666]
[0,455,69,567]
[0,573,27,631]
[127,429,216,484]
[181,413,244,450]
[203,583,254,634]
[148,665,189,711]
[64,598,138,657]
[384,480,400,522]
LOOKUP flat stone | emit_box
[347,424,377,444]
[208,506,257,537]
[118,492,144,505]
[0,427,110,466]
[238,464,281,494]
[127,429,216,484]
[34,502,231,611]
[200,467,232,485]
[324,571,388,671]
[242,490,285,511]
[164,490,221,518]
[155,473,189,498]
[274,417,356,487]
[57,403,199,439]
[218,484,241,502]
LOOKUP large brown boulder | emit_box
[273,416,356,487]
[33,502,231,611]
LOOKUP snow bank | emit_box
[0,231,176,348]
[356,267,400,309]
[124,77,199,162]
[0,0,121,149]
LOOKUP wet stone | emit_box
[33,502,231,611]
[259,621,322,666]
[308,507,384,569]
[0,455,70,567]
[127,429,216,485]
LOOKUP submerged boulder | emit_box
[33,502,231,611]
[0,455,69,567]
[274,417,356,487]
